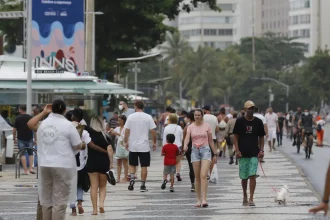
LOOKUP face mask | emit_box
[246,110,254,117]
[304,112,308,116]
[118,105,124,111]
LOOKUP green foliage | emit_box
[0,0,23,51]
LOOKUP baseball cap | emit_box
[244,100,255,109]
[72,108,84,120]
[202,105,211,111]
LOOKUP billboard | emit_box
[32,0,85,73]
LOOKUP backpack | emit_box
[317,123,322,131]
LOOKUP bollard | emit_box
[15,147,38,179]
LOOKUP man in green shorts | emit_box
[233,100,265,206]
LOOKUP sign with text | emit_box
[32,0,85,73]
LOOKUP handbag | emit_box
[115,128,129,159]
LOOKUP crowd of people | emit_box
[5,99,330,219]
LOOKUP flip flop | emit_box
[30,171,36,174]
[249,201,256,206]
[202,203,209,208]
[99,207,105,213]
[242,200,249,206]
[195,203,202,208]
[21,173,28,175]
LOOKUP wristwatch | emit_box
[323,199,329,204]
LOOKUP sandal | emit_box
[195,203,202,208]
[202,203,209,208]
[249,201,256,206]
[242,199,249,206]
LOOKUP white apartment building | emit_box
[234,0,290,44]
[289,0,330,56]
[257,0,290,36]
[178,0,236,50]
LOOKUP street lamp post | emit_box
[251,77,290,112]
[26,0,32,114]
[85,11,103,74]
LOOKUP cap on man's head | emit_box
[202,105,211,111]
[244,100,255,109]
[72,108,84,120]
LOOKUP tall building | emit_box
[234,0,290,43]
[255,0,290,37]
[288,0,330,56]
[178,0,236,50]
[233,0,253,43]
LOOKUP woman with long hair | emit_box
[27,100,82,219]
[163,113,183,181]
[85,116,114,215]
[109,115,129,183]
[183,109,217,207]
[182,110,196,192]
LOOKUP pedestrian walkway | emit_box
[0,148,327,220]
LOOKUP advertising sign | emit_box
[32,0,85,73]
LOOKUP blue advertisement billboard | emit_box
[32,0,85,73]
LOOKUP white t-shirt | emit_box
[203,114,218,140]
[114,126,126,146]
[286,114,292,126]
[265,113,278,129]
[254,113,267,125]
[227,114,233,119]
[317,119,326,129]
[37,113,82,168]
[78,130,91,171]
[162,124,183,147]
[124,112,156,152]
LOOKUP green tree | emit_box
[0,0,23,52]
[302,48,330,103]
[159,32,191,101]
[237,33,306,72]
[181,46,223,104]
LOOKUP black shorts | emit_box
[129,152,151,167]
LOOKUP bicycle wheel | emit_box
[296,134,300,153]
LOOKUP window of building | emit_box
[218,29,233,36]
[181,29,202,37]
[204,29,217,36]
[300,29,310,38]
[290,0,310,10]
[291,15,299,25]
[218,4,234,11]
[303,44,309,52]
[300,14,311,24]
[262,23,264,30]
[274,22,276,28]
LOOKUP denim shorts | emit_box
[163,165,176,175]
[191,146,212,163]
[18,139,34,156]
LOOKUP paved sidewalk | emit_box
[0,148,327,220]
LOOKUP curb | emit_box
[278,147,330,218]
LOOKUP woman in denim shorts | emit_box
[183,109,217,208]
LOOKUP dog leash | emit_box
[259,161,277,193]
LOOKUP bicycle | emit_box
[296,129,302,154]
[303,132,313,159]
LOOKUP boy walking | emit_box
[161,134,179,192]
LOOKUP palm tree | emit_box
[181,46,224,105]
[159,32,191,108]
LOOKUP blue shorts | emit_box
[191,146,211,163]
[18,139,34,156]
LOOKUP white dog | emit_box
[275,185,290,205]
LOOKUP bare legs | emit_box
[117,159,123,181]
[193,160,211,205]
[99,174,107,213]
[20,155,34,174]
[88,172,107,215]
[241,176,257,205]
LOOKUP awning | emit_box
[88,88,143,95]
[0,80,121,91]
